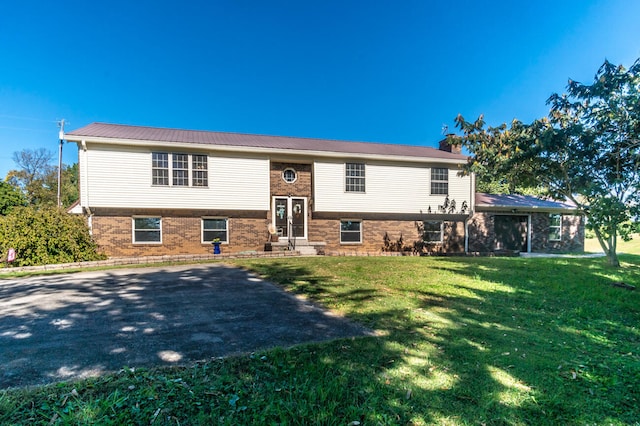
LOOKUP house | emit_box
[64,123,583,257]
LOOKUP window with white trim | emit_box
[173,153,189,186]
[282,168,297,183]
[345,163,365,192]
[133,217,162,243]
[202,218,228,243]
[152,153,169,186]
[340,220,362,243]
[549,214,562,241]
[192,155,208,186]
[431,168,449,195]
[152,152,208,187]
[422,221,443,243]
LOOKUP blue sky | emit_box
[1,0,639,177]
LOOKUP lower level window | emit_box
[133,217,162,243]
[422,221,443,243]
[549,214,562,241]
[202,218,228,243]
[340,220,362,243]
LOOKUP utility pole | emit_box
[57,119,65,208]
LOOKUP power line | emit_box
[0,114,58,123]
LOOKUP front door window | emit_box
[274,197,306,238]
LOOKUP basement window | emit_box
[133,217,162,243]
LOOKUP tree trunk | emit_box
[606,250,621,267]
[594,228,621,267]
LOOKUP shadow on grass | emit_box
[238,256,640,424]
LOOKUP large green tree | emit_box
[0,181,27,215]
[452,58,640,267]
[5,148,78,208]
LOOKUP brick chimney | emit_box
[438,135,462,154]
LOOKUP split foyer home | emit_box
[64,123,584,257]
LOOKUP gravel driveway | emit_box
[0,263,370,389]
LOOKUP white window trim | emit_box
[132,216,162,244]
[549,214,562,241]
[282,168,298,184]
[151,152,209,188]
[340,219,362,244]
[430,167,449,195]
[201,217,229,244]
[345,162,366,193]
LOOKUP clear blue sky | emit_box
[1,0,639,177]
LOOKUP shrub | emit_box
[0,206,106,266]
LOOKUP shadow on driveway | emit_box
[0,263,371,389]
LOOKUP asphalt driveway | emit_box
[0,263,370,389]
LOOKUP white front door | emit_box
[273,197,307,239]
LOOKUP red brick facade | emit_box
[468,212,584,253]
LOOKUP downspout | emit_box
[466,172,476,254]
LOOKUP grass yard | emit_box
[1,254,639,425]
[585,233,640,255]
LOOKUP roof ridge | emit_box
[81,122,440,150]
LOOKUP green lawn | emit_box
[1,255,639,425]
[585,233,640,254]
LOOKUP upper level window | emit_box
[152,152,208,187]
[282,168,297,183]
[192,155,208,187]
[133,217,162,243]
[422,221,443,243]
[152,153,169,186]
[173,154,189,186]
[431,167,448,195]
[345,163,365,193]
[549,214,562,241]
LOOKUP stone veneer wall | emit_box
[91,213,268,257]
[468,212,584,253]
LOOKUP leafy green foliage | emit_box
[0,206,105,266]
[452,58,640,266]
[4,148,79,208]
[0,180,27,215]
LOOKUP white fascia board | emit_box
[476,204,579,214]
[63,135,466,166]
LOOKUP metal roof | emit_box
[475,193,577,212]
[65,122,467,161]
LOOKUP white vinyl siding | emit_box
[314,161,471,214]
[82,144,269,210]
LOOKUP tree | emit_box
[0,181,27,215]
[5,148,79,208]
[451,58,640,267]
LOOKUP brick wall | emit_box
[309,218,465,254]
[468,212,584,253]
[530,213,584,252]
[270,162,312,199]
[91,214,269,257]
